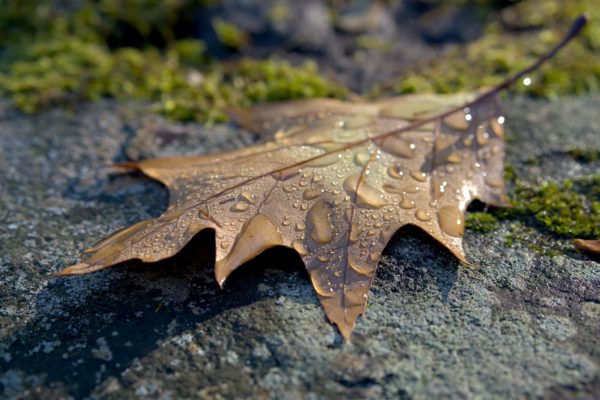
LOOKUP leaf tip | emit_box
[54,263,92,277]
[110,162,141,171]
[337,322,355,343]
[214,265,228,289]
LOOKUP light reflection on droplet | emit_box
[497,116,505,125]
[523,77,532,86]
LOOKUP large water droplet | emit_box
[489,117,504,138]
[410,170,427,182]
[230,201,249,212]
[353,151,371,166]
[238,191,255,204]
[438,205,464,237]
[399,196,416,209]
[348,257,376,276]
[343,174,387,209]
[379,136,414,158]
[443,111,470,130]
[382,182,403,194]
[445,152,462,164]
[476,125,490,146]
[307,200,334,244]
[387,164,405,179]
[415,209,432,222]
[309,269,334,296]
[303,186,323,200]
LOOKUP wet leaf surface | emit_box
[58,16,588,339]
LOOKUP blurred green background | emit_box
[0,0,598,123]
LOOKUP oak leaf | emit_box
[58,16,588,340]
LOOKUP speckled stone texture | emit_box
[0,96,599,399]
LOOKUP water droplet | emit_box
[403,185,420,193]
[309,269,334,296]
[303,186,323,200]
[307,200,334,244]
[476,125,490,146]
[282,184,295,193]
[368,252,379,263]
[387,164,405,179]
[490,118,504,138]
[379,136,415,158]
[445,152,462,164]
[238,191,255,204]
[523,76,532,86]
[382,182,403,194]
[348,256,375,276]
[444,111,469,130]
[343,174,387,209]
[317,254,330,262]
[438,206,464,237]
[410,170,427,182]
[415,209,432,222]
[295,222,306,231]
[231,201,249,212]
[399,196,416,209]
[354,151,371,166]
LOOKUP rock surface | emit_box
[0,96,599,399]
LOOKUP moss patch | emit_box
[510,175,600,238]
[466,212,500,233]
[0,37,346,123]
[467,161,599,256]
[0,1,347,122]
[396,0,600,97]
[567,148,600,163]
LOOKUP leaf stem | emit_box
[481,13,589,99]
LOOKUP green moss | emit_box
[567,148,600,163]
[466,212,500,233]
[0,36,346,123]
[511,175,600,238]
[397,0,600,97]
[212,19,248,49]
[470,169,599,256]
[503,163,517,182]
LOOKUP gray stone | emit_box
[0,96,599,399]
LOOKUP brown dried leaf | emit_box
[58,16,588,340]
